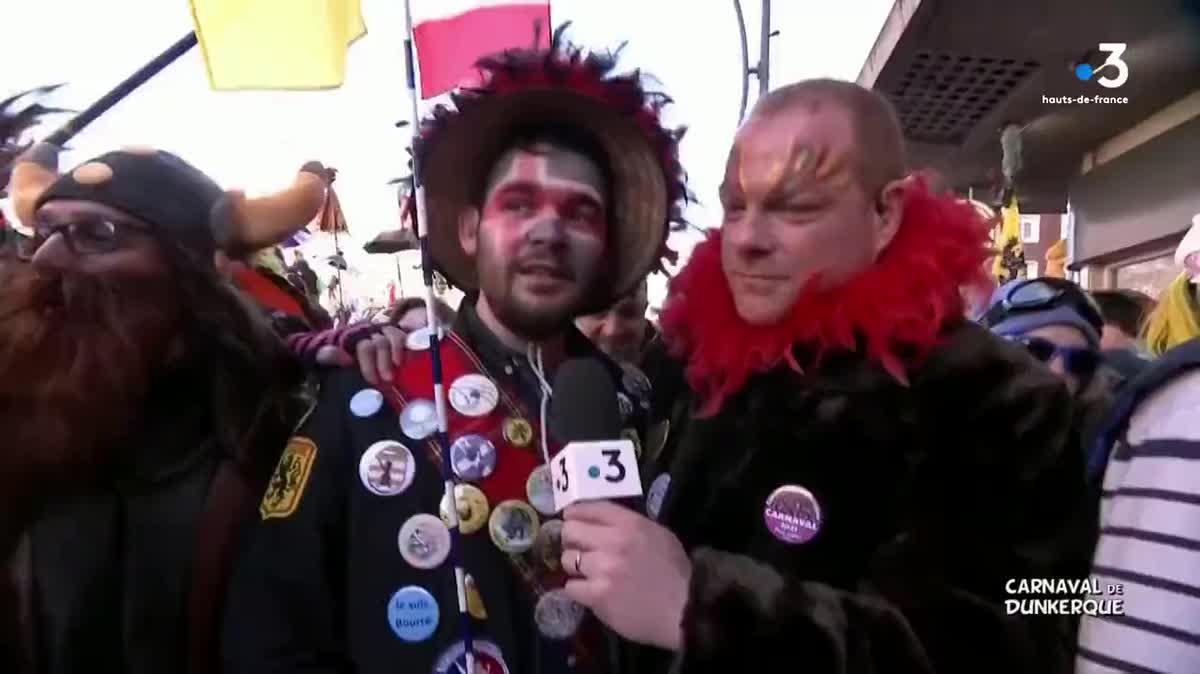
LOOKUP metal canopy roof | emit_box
[859,0,1200,212]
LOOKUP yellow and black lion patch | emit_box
[260,436,317,520]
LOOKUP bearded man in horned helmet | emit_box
[0,141,325,673]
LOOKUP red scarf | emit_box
[660,180,994,416]
[232,267,306,321]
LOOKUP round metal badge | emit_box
[448,374,500,417]
[405,326,434,351]
[358,441,417,497]
[763,484,823,544]
[432,639,510,674]
[532,518,564,572]
[450,434,498,482]
[399,399,439,440]
[534,589,585,639]
[386,585,439,642]
[525,464,557,516]
[488,500,539,554]
[646,473,671,520]
[439,483,490,534]
[398,514,452,569]
[502,417,534,448]
[349,388,384,418]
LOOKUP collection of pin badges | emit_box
[349,366,597,656]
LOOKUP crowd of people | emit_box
[2,25,1199,674]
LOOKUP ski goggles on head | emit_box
[1015,335,1100,378]
[980,278,1104,332]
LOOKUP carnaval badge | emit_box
[260,436,317,520]
[763,484,823,544]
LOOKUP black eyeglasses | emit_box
[16,217,147,260]
[981,278,1104,331]
[1017,336,1100,377]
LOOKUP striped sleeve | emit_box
[1078,371,1200,674]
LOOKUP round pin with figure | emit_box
[399,399,439,440]
[525,464,557,516]
[503,417,534,448]
[386,585,439,642]
[532,518,563,572]
[349,388,384,418]
[534,589,585,639]
[646,473,671,520]
[438,483,490,534]
[358,441,417,497]
[449,374,500,417]
[450,434,498,482]
[433,639,510,674]
[398,514,452,569]
[763,484,823,544]
[488,500,539,554]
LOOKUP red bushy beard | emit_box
[660,180,995,416]
[0,262,180,548]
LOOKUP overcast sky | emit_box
[3,0,893,310]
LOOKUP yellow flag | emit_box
[992,193,1026,282]
[190,0,366,90]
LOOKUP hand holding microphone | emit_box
[548,359,692,651]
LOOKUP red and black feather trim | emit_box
[660,178,996,416]
[412,22,691,275]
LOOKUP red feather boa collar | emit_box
[660,181,994,416]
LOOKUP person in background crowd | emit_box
[982,278,1108,397]
[387,294,457,332]
[1142,214,1200,356]
[1077,213,1200,673]
[981,277,1117,456]
[557,79,1091,673]
[288,251,322,305]
[575,278,658,365]
[222,28,683,674]
[217,245,333,334]
[1091,288,1155,380]
[0,145,320,673]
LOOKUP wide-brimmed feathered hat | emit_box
[413,24,689,311]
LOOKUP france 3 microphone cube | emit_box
[552,438,643,511]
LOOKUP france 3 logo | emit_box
[1074,43,1129,89]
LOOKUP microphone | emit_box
[548,358,643,512]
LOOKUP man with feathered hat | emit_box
[223,27,686,674]
[0,141,325,673]
[553,80,1093,673]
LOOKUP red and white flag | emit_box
[410,0,551,98]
